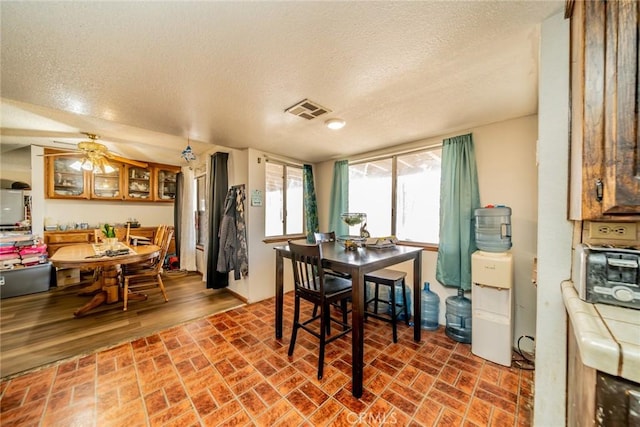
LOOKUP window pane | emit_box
[349,159,392,237]
[396,149,441,243]
[196,175,206,246]
[286,166,303,234]
[265,162,284,236]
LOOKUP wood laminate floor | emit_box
[0,271,245,379]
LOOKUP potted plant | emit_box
[102,224,118,248]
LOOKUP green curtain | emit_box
[436,133,480,291]
[329,160,349,236]
[303,164,319,243]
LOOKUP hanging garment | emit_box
[217,185,249,279]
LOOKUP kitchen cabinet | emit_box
[91,161,124,200]
[45,153,90,199]
[124,165,153,201]
[154,166,179,202]
[569,0,640,220]
[45,150,179,203]
[568,322,640,426]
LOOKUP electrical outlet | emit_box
[588,222,637,240]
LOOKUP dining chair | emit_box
[116,223,131,245]
[122,228,173,311]
[312,231,351,279]
[364,268,410,343]
[152,224,166,246]
[288,240,352,380]
[122,225,168,274]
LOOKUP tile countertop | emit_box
[561,281,640,383]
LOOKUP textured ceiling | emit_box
[0,1,563,164]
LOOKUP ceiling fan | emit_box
[43,133,148,173]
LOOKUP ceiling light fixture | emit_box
[69,152,116,174]
[181,138,196,164]
[325,118,346,130]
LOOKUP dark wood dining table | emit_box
[274,241,423,398]
[50,242,161,317]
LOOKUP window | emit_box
[265,161,304,237]
[348,147,442,244]
[195,174,206,246]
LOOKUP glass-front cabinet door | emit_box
[46,155,89,199]
[124,165,153,200]
[154,167,179,202]
[91,162,123,200]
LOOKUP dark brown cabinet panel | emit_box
[570,0,640,219]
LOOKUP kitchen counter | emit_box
[562,281,640,383]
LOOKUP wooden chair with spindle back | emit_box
[122,227,173,311]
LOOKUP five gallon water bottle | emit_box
[475,205,512,252]
[420,282,440,330]
[445,288,472,343]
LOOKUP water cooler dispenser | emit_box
[471,250,514,366]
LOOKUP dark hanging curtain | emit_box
[206,152,229,289]
[173,172,183,268]
[303,164,319,243]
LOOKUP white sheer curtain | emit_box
[179,166,197,271]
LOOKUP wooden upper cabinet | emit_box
[45,149,179,203]
[124,165,153,201]
[45,152,90,199]
[154,166,180,202]
[90,161,124,200]
[569,0,640,220]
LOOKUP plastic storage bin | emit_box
[0,263,53,299]
[475,206,512,252]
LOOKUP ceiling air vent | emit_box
[285,99,331,120]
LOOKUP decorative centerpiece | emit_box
[102,223,118,249]
[338,212,369,250]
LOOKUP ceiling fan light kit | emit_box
[42,132,149,173]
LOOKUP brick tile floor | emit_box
[0,293,534,426]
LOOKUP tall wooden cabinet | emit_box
[569,0,640,220]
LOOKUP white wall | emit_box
[316,115,539,341]
[43,200,174,230]
[534,12,572,426]
[474,116,538,351]
[0,146,31,186]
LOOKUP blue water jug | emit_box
[475,206,512,252]
[420,282,440,330]
[445,288,472,343]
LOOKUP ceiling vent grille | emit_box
[285,99,331,120]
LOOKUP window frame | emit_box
[348,145,442,249]
[194,173,206,249]
[264,160,306,239]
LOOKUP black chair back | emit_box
[313,231,336,243]
[289,241,325,294]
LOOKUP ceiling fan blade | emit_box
[39,151,82,157]
[106,153,148,168]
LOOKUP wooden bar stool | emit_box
[364,268,409,343]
